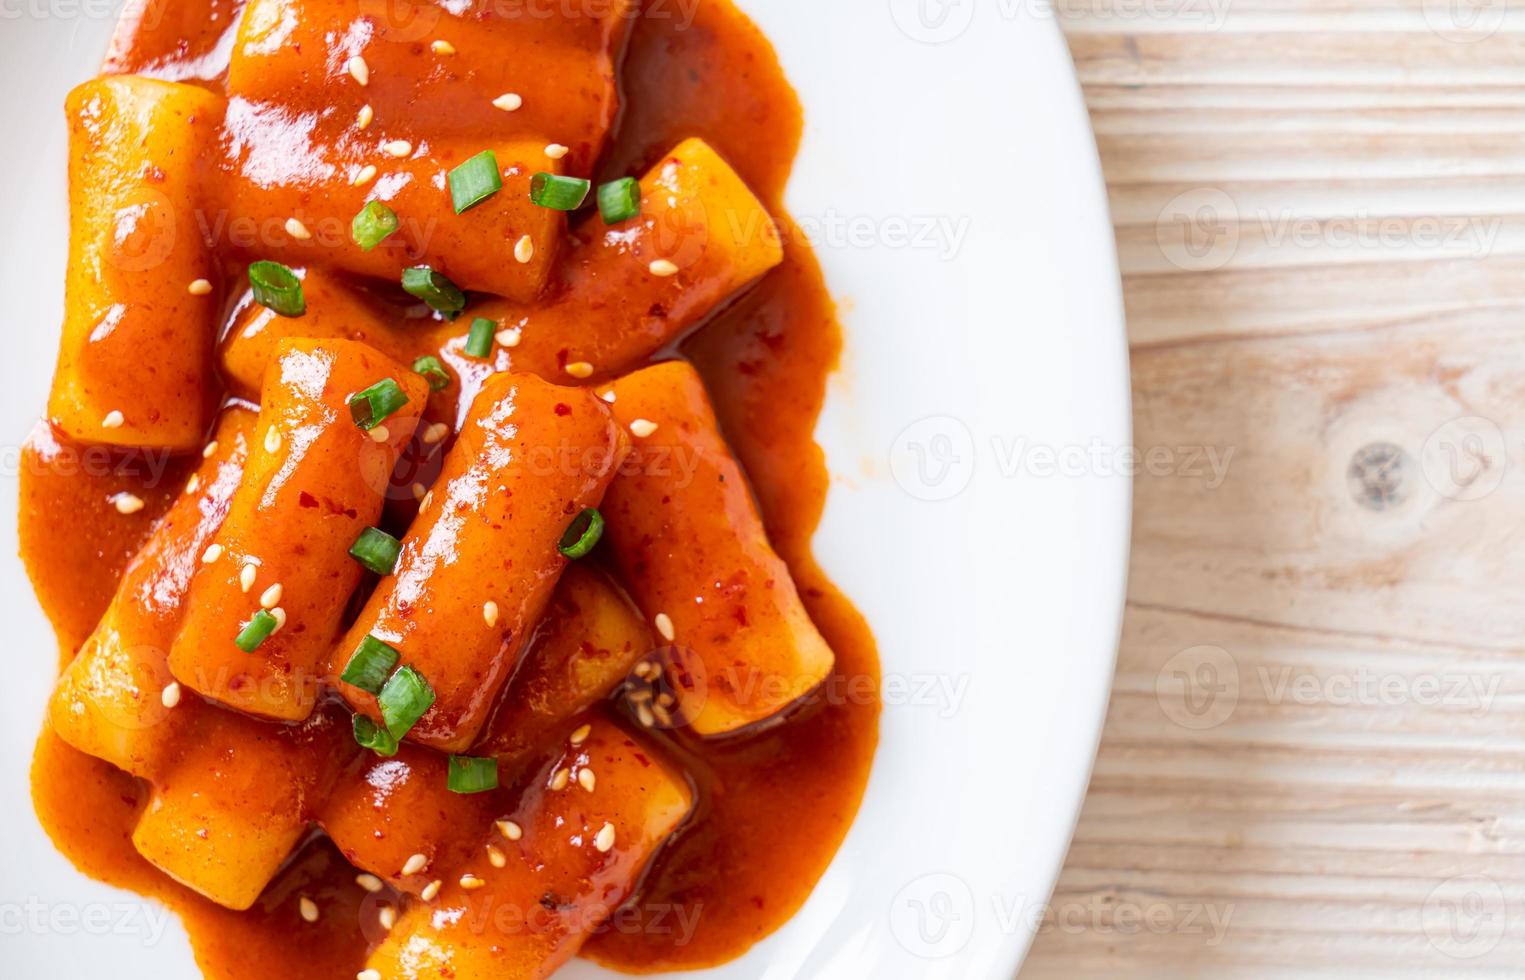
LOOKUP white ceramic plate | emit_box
[0,2,1129,976]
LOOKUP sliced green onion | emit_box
[557,508,605,559]
[464,317,496,359]
[446,755,499,794]
[412,355,451,392]
[234,609,280,653]
[341,634,401,694]
[248,261,305,317]
[352,200,400,251]
[597,177,641,225]
[530,172,591,211]
[379,665,434,739]
[353,714,399,756]
[349,378,410,430]
[349,527,402,576]
[448,150,503,214]
[402,266,466,317]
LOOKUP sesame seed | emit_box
[578,768,596,792]
[112,493,145,515]
[412,482,426,501]
[420,491,433,511]
[202,441,218,458]
[185,474,200,495]
[654,613,675,641]
[483,601,499,627]
[347,55,369,86]
[265,427,282,453]
[101,410,124,429]
[161,683,181,708]
[356,104,374,130]
[431,39,455,55]
[352,164,378,187]
[495,328,521,348]
[369,425,391,443]
[378,905,396,930]
[600,390,616,404]
[420,879,442,901]
[565,362,594,379]
[260,583,283,609]
[544,143,569,160]
[514,234,534,264]
[270,607,287,632]
[299,897,319,923]
[423,422,449,445]
[401,852,428,876]
[382,140,413,158]
[486,845,506,868]
[188,278,213,296]
[569,724,591,746]
[240,563,257,593]
[285,217,312,241]
[649,259,679,278]
[355,873,384,893]
[492,93,523,112]
[629,418,658,438]
[460,874,485,890]
[358,971,381,980]
[550,768,570,791]
[497,819,523,841]
[202,544,223,564]
[594,822,616,853]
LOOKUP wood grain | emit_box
[1021,6,1525,975]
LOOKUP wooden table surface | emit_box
[1018,3,1525,976]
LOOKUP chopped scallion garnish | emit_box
[234,609,280,652]
[352,200,400,252]
[349,378,409,430]
[378,665,434,739]
[340,634,401,694]
[557,508,605,559]
[401,266,466,317]
[446,755,499,794]
[350,527,403,575]
[529,172,590,211]
[248,261,305,317]
[448,150,503,214]
[353,714,399,756]
[597,177,641,224]
[464,317,496,359]
[412,355,451,392]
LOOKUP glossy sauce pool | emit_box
[21,0,880,975]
